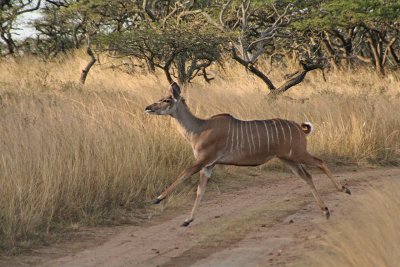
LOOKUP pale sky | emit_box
[13,11,42,40]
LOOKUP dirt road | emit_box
[5,167,400,267]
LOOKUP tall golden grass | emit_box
[0,52,399,251]
[309,180,400,267]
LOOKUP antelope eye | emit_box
[162,99,171,103]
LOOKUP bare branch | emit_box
[356,55,373,63]
[162,4,179,27]
[219,0,233,28]
[382,37,397,66]
[163,67,174,84]
[16,0,41,15]
[142,0,157,21]
[201,12,224,31]
[201,67,214,83]
[177,9,202,21]
[231,45,276,91]
[273,60,323,94]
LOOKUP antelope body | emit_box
[145,82,351,227]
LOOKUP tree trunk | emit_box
[367,32,385,77]
[146,58,156,73]
[1,33,15,55]
[80,47,96,84]
[322,37,340,71]
[176,55,187,84]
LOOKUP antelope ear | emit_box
[169,82,181,100]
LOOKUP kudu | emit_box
[145,82,351,227]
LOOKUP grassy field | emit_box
[0,53,399,252]
[309,179,400,267]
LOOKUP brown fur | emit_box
[145,83,350,226]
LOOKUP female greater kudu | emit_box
[145,82,351,227]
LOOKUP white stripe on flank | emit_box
[229,120,234,152]
[225,119,231,151]
[240,120,244,149]
[255,121,261,151]
[286,121,293,145]
[278,120,286,144]
[267,120,274,143]
[231,121,236,152]
[273,120,279,144]
[245,122,253,154]
[236,121,240,151]
[249,122,256,154]
[263,121,270,152]
[230,120,235,153]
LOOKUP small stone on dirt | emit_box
[261,224,266,227]
[289,219,294,224]
[214,215,221,218]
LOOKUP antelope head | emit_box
[144,82,182,116]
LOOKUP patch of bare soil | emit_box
[2,167,399,267]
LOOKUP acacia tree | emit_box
[199,0,325,95]
[29,0,230,83]
[96,24,229,84]
[292,0,400,76]
[9,0,400,84]
[0,0,71,56]
[32,0,140,56]
[0,0,42,55]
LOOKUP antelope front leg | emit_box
[153,160,207,204]
[181,166,213,227]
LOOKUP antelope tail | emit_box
[301,122,314,136]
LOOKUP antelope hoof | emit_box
[324,207,330,219]
[342,186,351,195]
[153,197,164,204]
[181,219,194,227]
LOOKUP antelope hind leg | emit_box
[299,154,351,195]
[280,158,330,219]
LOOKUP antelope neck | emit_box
[171,100,205,134]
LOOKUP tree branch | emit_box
[220,0,233,28]
[273,61,323,94]
[16,0,41,15]
[231,45,276,91]
[142,0,157,21]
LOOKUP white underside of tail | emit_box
[303,122,314,135]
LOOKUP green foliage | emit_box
[293,0,400,30]
[98,25,228,59]
[96,23,231,82]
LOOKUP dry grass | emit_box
[309,180,400,267]
[0,52,399,252]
